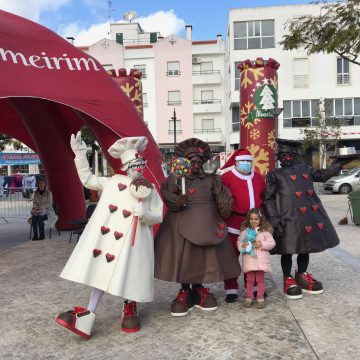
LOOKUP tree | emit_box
[280,0,360,66]
[0,134,12,151]
[300,98,341,169]
[80,126,102,175]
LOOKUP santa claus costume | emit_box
[221,149,265,302]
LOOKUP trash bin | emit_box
[348,190,360,225]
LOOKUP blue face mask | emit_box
[236,161,252,174]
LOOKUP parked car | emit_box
[324,167,360,194]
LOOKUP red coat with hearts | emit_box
[221,169,266,235]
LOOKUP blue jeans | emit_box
[32,214,48,238]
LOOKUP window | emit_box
[337,58,350,85]
[168,119,182,134]
[168,91,181,105]
[102,64,114,71]
[232,106,240,132]
[235,61,241,90]
[283,100,319,128]
[325,98,360,125]
[142,93,148,107]
[202,119,214,131]
[201,90,214,104]
[293,58,308,87]
[167,61,180,76]
[200,61,213,74]
[234,20,275,50]
[134,64,146,78]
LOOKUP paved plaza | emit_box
[1,194,360,360]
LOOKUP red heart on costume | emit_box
[118,183,127,191]
[302,174,309,180]
[114,231,123,240]
[93,249,102,257]
[295,191,302,198]
[101,226,110,235]
[305,226,312,233]
[290,175,297,181]
[109,204,118,213]
[105,253,115,263]
[317,223,324,230]
[299,207,307,214]
[312,205,319,212]
[216,230,224,238]
[218,222,226,230]
[307,189,314,196]
[187,188,196,196]
[122,209,132,218]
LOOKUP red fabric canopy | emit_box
[0,10,164,228]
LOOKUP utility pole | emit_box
[171,108,177,150]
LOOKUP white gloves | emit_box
[70,131,88,158]
[133,201,146,219]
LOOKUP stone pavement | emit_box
[1,194,360,360]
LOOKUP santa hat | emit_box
[221,148,253,170]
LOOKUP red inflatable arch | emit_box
[0,10,164,228]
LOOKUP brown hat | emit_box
[175,138,211,162]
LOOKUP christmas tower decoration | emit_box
[108,68,144,117]
[239,57,280,174]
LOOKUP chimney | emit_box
[185,25,192,41]
[66,36,75,45]
[217,34,222,43]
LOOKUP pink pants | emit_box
[245,271,265,299]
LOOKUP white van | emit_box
[324,167,360,194]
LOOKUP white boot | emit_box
[56,307,95,340]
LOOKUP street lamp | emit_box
[269,107,283,138]
[171,108,177,150]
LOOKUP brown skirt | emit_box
[154,212,241,284]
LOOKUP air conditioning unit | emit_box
[192,57,201,64]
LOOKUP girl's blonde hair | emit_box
[240,208,273,234]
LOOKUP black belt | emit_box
[231,211,247,217]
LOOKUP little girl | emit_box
[237,208,275,309]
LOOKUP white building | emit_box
[226,3,360,154]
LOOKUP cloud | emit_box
[0,0,70,21]
[60,9,186,46]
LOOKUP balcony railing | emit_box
[167,100,181,106]
[337,73,350,85]
[294,75,308,87]
[194,128,221,133]
[192,70,220,75]
[143,102,148,108]
[168,129,183,134]
[193,99,221,105]
[166,70,181,76]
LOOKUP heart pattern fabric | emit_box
[106,253,115,263]
[93,249,102,258]
[307,190,314,196]
[295,191,302,199]
[122,209,132,218]
[305,226,312,233]
[302,174,309,180]
[312,205,319,212]
[114,231,123,240]
[109,204,118,213]
[187,188,196,196]
[299,207,307,214]
[290,175,297,182]
[101,226,110,235]
[118,183,127,191]
[216,230,224,238]
[317,223,324,230]
[218,222,225,230]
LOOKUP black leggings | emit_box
[281,254,309,277]
[181,283,202,290]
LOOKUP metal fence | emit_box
[0,187,34,222]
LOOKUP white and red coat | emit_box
[221,169,265,235]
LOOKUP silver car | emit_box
[324,167,360,194]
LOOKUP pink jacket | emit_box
[237,230,275,273]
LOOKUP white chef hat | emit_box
[108,136,148,170]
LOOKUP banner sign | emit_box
[0,152,40,165]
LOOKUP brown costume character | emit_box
[155,138,241,316]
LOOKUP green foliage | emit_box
[280,0,360,66]
[0,134,12,151]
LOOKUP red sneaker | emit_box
[121,301,140,333]
[284,276,303,300]
[193,287,217,311]
[295,271,324,294]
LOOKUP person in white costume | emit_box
[56,132,163,339]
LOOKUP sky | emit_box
[0,0,315,46]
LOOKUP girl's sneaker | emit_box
[243,298,253,308]
[256,298,266,309]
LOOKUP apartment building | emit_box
[78,22,226,167]
[226,3,360,155]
